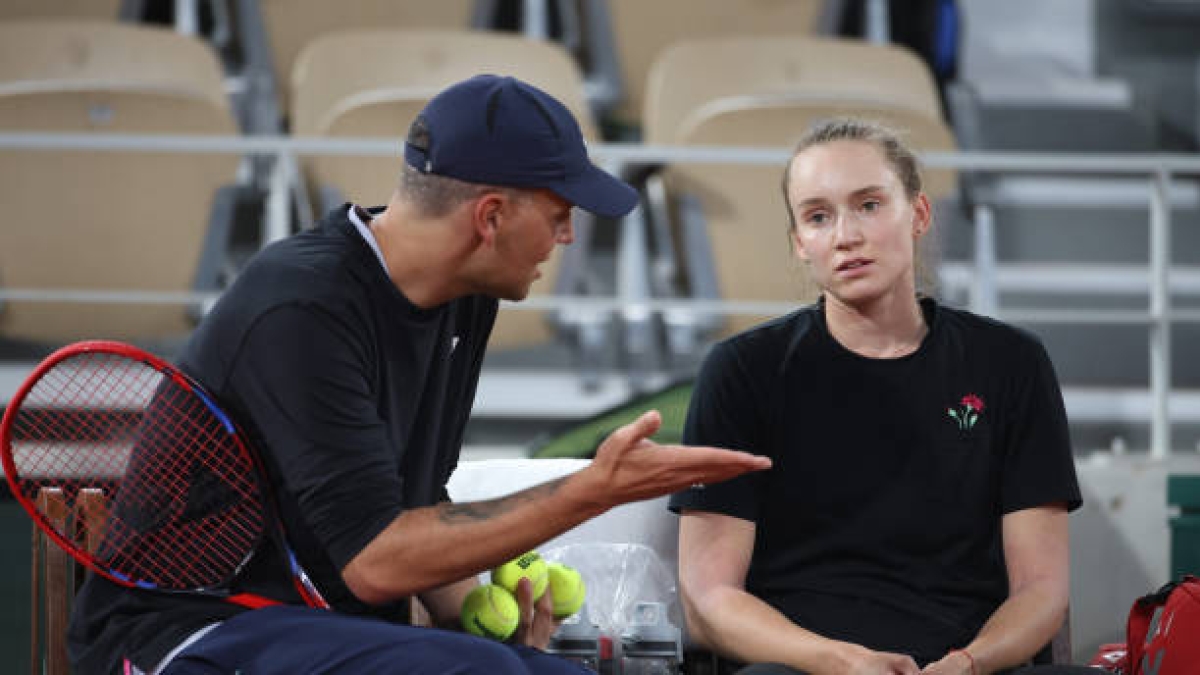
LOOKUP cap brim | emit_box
[553,163,639,219]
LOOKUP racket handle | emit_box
[287,551,330,610]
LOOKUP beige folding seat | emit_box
[291,28,600,351]
[643,36,958,339]
[605,0,825,133]
[0,20,240,344]
[0,0,123,22]
[259,0,476,114]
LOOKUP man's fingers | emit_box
[532,585,557,645]
[675,446,772,478]
[536,584,555,616]
[513,578,535,642]
[610,410,662,449]
[510,577,556,649]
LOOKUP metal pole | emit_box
[265,151,292,242]
[971,203,999,317]
[523,0,549,40]
[1149,169,1172,458]
[174,0,198,35]
[864,0,890,44]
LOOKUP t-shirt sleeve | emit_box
[1000,336,1082,514]
[227,304,404,571]
[669,339,769,522]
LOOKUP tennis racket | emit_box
[1,340,328,610]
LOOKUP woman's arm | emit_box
[680,510,919,675]
[922,504,1070,674]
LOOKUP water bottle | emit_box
[619,601,682,674]
[547,603,602,671]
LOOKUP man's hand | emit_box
[511,577,557,649]
[579,410,771,509]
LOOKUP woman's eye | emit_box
[862,200,880,213]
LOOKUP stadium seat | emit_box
[641,35,959,344]
[258,0,478,116]
[31,487,108,675]
[0,0,124,23]
[599,0,826,135]
[0,20,242,345]
[290,28,606,353]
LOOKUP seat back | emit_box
[606,0,824,130]
[0,0,122,22]
[30,487,108,675]
[643,36,958,337]
[291,29,597,350]
[0,20,239,344]
[260,0,475,113]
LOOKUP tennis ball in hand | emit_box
[547,562,586,618]
[491,550,549,600]
[461,584,519,641]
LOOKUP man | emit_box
[68,75,771,674]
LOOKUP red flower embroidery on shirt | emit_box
[961,394,985,412]
[948,393,985,430]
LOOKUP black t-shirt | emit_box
[669,298,1081,665]
[68,205,497,674]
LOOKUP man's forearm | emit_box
[343,473,607,604]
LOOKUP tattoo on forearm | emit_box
[438,477,565,524]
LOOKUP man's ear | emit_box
[471,191,506,245]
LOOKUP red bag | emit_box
[1122,575,1200,674]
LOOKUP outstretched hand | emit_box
[580,410,771,509]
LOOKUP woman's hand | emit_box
[832,642,921,675]
[920,650,975,675]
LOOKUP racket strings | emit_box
[10,351,268,591]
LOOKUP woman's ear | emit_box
[911,192,933,239]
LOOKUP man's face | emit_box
[489,189,575,301]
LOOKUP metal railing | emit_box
[2,132,1199,456]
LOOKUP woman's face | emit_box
[785,139,930,310]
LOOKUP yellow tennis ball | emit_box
[491,551,549,600]
[461,584,519,641]
[547,562,586,618]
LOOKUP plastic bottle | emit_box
[619,601,681,674]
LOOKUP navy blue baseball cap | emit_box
[404,75,638,218]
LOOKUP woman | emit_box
[669,119,1090,675]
